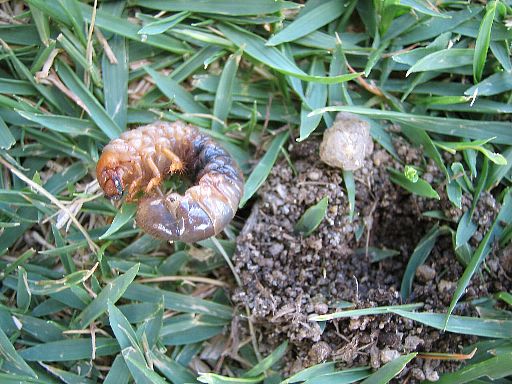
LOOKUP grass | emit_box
[0,0,511,383]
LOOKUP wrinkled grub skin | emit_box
[232,138,507,381]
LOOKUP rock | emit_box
[319,112,374,171]
[404,335,424,350]
[416,264,436,282]
[380,348,400,363]
[411,368,426,381]
[438,279,455,293]
[314,303,328,315]
[308,341,332,363]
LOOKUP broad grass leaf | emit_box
[138,11,190,35]
[309,106,512,144]
[310,303,423,321]
[473,1,497,82]
[56,61,122,140]
[393,310,512,339]
[389,169,440,200]
[407,48,474,75]
[239,131,289,207]
[131,0,299,16]
[73,264,140,329]
[401,225,450,300]
[267,0,345,46]
[212,51,241,132]
[299,58,327,141]
[245,341,288,377]
[122,347,168,384]
[436,353,512,383]
[104,354,131,384]
[361,353,417,384]
[447,192,512,324]
[464,71,512,96]
[218,23,362,84]
[294,197,329,236]
[0,326,37,378]
[100,203,137,240]
[283,362,336,384]
[0,116,15,149]
[304,368,371,384]
[19,338,119,361]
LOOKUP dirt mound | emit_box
[232,137,506,381]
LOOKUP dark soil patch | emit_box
[232,136,509,382]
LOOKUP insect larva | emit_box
[96,121,244,243]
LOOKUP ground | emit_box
[232,133,508,382]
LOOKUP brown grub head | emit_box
[96,152,126,199]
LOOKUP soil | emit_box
[232,134,509,382]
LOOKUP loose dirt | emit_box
[232,134,509,382]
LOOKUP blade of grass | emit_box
[361,353,417,384]
[267,0,345,46]
[218,23,362,84]
[239,131,289,207]
[473,1,497,82]
[308,106,512,144]
[393,310,512,339]
[212,51,241,132]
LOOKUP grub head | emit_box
[96,152,126,199]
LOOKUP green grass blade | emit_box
[361,353,416,384]
[218,23,362,84]
[310,303,423,321]
[0,326,38,378]
[464,71,512,96]
[294,197,328,236]
[309,106,512,144]
[72,264,140,329]
[123,283,233,319]
[131,0,299,16]
[282,362,336,384]
[78,2,190,54]
[239,131,289,207]
[138,11,191,35]
[389,168,440,200]
[298,58,327,141]
[0,116,15,149]
[267,0,345,46]
[407,48,474,75]
[436,352,512,383]
[393,310,512,339]
[245,341,288,377]
[400,225,450,300]
[122,347,169,384]
[103,35,128,132]
[99,203,137,240]
[104,354,131,384]
[19,338,119,361]
[56,61,122,139]
[212,51,241,132]
[446,191,512,325]
[473,1,497,82]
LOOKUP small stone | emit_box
[411,368,426,381]
[307,171,321,181]
[268,243,284,257]
[438,279,455,293]
[319,112,374,171]
[380,348,400,363]
[404,335,424,350]
[416,264,436,283]
[314,303,328,315]
[308,341,332,363]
